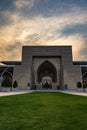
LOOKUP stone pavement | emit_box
[60,90,87,96]
[0,90,87,97]
[0,90,33,97]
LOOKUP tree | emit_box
[2,78,12,87]
[13,80,18,88]
[77,81,82,88]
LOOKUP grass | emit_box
[0,92,87,130]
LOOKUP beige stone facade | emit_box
[13,46,82,90]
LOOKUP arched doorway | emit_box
[2,71,13,88]
[37,60,57,89]
[82,72,87,88]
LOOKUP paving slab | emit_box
[0,90,87,97]
[0,90,33,97]
[60,90,87,96]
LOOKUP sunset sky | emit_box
[0,0,87,61]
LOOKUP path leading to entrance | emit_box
[60,90,87,96]
[0,90,33,97]
[0,90,87,97]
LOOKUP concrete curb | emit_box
[0,90,87,97]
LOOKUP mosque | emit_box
[0,46,87,91]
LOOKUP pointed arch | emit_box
[2,71,13,87]
[37,60,57,82]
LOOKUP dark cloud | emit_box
[25,33,40,42]
[6,42,22,52]
[80,44,87,59]
[79,35,87,58]
[0,0,16,27]
[0,0,87,18]
[0,0,15,12]
[0,0,87,27]
[0,11,12,27]
[60,24,87,36]
[0,0,87,60]
[18,0,87,18]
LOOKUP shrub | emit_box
[2,78,12,87]
[13,80,18,88]
[77,81,82,88]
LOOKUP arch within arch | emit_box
[37,60,57,83]
[2,71,13,87]
[82,72,87,87]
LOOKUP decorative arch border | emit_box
[37,60,57,82]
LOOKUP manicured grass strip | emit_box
[0,92,87,130]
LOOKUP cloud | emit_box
[15,0,35,9]
[6,42,22,52]
[0,2,87,61]
[61,23,87,36]
[15,0,87,18]
[0,11,13,27]
[0,0,15,12]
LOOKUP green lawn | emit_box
[0,92,87,130]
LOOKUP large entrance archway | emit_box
[37,60,57,89]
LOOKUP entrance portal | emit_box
[42,76,52,89]
[37,60,57,89]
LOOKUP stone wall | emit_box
[13,46,82,90]
[33,57,61,89]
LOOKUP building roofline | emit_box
[23,45,72,47]
[1,61,21,65]
[73,61,87,65]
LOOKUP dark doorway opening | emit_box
[37,60,57,88]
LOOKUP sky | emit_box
[0,0,87,61]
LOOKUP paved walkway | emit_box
[60,90,87,96]
[0,90,33,97]
[0,90,87,97]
